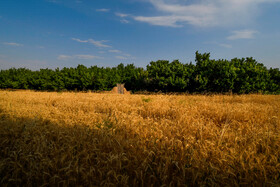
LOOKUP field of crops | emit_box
[0,90,279,186]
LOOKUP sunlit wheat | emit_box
[0,90,279,186]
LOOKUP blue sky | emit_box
[0,0,280,70]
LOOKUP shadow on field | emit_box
[0,114,192,186]
[0,113,278,186]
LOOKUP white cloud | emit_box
[58,54,102,60]
[75,55,101,60]
[72,38,88,43]
[109,49,122,53]
[219,44,232,48]
[134,15,183,27]
[58,55,101,60]
[120,19,130,24]
[57,55,72,60]
[3,42,23,47]
[115,13,129,18]
[204,41,233,48]
[72,38,111,48]
[88,39,111,48]
[227,30,258,40]
[96,8,110,12]
[115,13,130,23]
[133,0,280,27]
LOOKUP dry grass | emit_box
[0,90,279,186]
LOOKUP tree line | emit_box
[0,52,279,94]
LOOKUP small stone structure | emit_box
[117,84,124,94]
[111,83,130,94]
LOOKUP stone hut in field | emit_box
[111,83,130,94]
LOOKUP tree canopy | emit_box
[0,52,279,94]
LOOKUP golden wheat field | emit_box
[0,90,279,186]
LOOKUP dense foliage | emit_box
[0,52,279,93]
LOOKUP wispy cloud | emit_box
[109,49,133,59]
[120,19,129,24]
[115,13,129,18]
[204,41,233,49]
[219,43,232,48]
[115,56,128,60]
[72,38,88,43]
[109,49,122,53]
[115,13,130,24]
[88,39,111,48]
[57,55,72,60]
[3,42,23,47]
[134,15,183,27]
[133,0,280,27]
[115,55,135,60]
[58,54,102,60]
[227,30,258,40]
[96,8,110,12]
[72,38,111,48]
[75,55,101,60]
